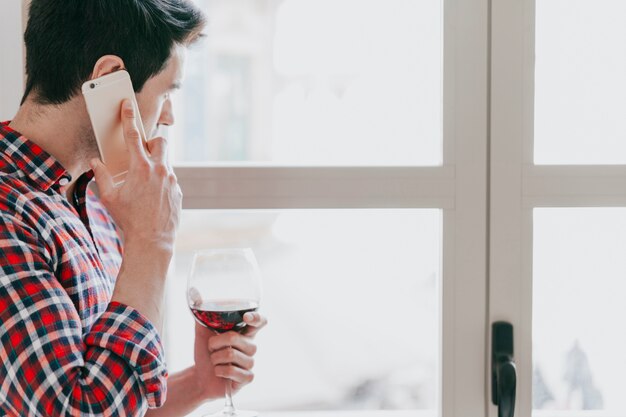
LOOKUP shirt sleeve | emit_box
[0,213,168,416]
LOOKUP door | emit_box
[490,1,626,416]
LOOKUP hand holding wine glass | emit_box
[187,248,264,417]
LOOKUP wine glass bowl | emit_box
[190,298,259,333]
[187,248,262,417]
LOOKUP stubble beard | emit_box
[77,123,102,169]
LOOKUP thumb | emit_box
[90,158,115,197]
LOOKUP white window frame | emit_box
[2,1,490,415]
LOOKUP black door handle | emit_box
[492,321,516,417]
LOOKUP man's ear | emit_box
[90,55,126,79]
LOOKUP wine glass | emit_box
[187,248,262,417]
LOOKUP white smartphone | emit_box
[82,70,147,185]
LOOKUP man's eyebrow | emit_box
[169,81,182,91]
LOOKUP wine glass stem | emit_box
[223,379,235,415]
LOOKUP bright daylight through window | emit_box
[170,0,442,166]
[167,210,441,414]
[165,0,445,414]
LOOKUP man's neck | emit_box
[8,96,98,201]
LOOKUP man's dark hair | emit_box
[22,0,206,105]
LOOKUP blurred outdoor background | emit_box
[162,0,626,415]
[164,1,443,414]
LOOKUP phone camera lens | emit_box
[90,83,95,89]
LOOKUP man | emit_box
[0,1,266,415]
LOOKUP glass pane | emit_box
[165,209,441,415]
[533,208,626,414]
[170,0,442,166]
[535,1,626,164]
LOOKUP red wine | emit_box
[190,300,259,333]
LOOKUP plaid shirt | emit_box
[0,121,168,416]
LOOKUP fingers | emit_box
[120,99,148,163]
[214,364,255,385]
[90,158,115,196]
[146,136,168,165]
[241,312,268,338]
[208,332,257,357]
[210,346,254,370]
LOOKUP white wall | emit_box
[0,1,25,121]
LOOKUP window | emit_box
[533,208,626,411]
[534,0,626,165]
[168,0,488,415]
[4,0,491,415]
[166,209,441,414]
[491,1,626,416]
[171,0,442,165]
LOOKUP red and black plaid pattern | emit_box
[0,121,168,416]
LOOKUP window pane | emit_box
[533,208,626,414]
[171,0,442,166]
[165,209,441,415]
[535,1,626,164]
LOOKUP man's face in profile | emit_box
[135,45,186,139]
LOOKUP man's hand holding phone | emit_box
[91,99,182,332]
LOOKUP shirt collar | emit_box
[0,121,73,191]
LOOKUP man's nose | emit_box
[158,98,174,126]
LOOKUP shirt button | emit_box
[58,177,69,186]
